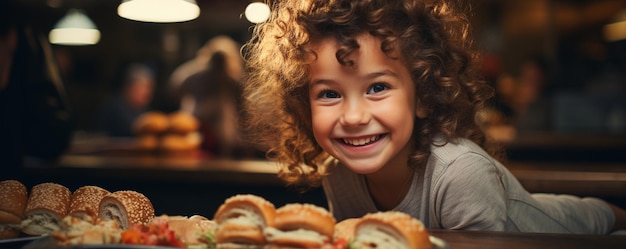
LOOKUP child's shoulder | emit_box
[429,136,493,166]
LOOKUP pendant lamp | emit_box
[117,0,200,23]
[49,9,100,46]
[244,2,270,24]
[604,9,626,42]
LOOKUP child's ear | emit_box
[415,103,428,119]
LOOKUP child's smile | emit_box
[341,134,384,147]
[308,33,424,175]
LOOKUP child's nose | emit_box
[339,99,370,127]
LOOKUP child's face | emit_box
[308,34,422,174]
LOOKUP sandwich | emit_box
[213,194,276,248]
[99,190,155,230]
[21,182,71,236]
[0,180,28,239]
[69,185,111,224]
[351,211,431,249]
[264,203,336,248]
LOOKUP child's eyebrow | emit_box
[365,69,398,79]
[310,69,398,86]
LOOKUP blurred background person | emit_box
[0,1,73,180]
[97,63,156,137]
[169,35,243,93]
[510,57,552,132]
[173,36,258,158]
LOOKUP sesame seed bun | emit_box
[0,212,21,239]
[334,218,361,241]
[69,186,110,224]
[0,180,27,219]
[265,203,336,248]
[214,194,276,246]
[22,182,71,236]
[98,190,155,230]
[353,211,431,249]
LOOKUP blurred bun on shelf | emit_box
[159,132,202,152]
[132,111,169,135]
[167,111,199,134]
[135,134,159,151]
[131,111,201,153]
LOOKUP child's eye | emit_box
[318,89,341,99]
[367,83,389,94]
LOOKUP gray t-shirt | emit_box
[322,137,615,234]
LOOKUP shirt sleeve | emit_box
[432,152,507,231]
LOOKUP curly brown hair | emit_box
[242,0,498,188]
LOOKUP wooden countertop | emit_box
[23,152,626,198]
[430,229,626,249]
[22,135,626,197]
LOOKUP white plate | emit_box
[430,235,449,249]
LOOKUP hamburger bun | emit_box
[334,218,361,242]
[168,111,199,134]
[133,111,169,135]
[0,180,28,219]
[22,182,71,236]
[159,132,202,152]
[0,180,28,239]
[69,186,110,224]
[99,190,155,230]
[265,203,336,249]
[352,211,431,249]
[0,176,28,239]
[213,194,276,247]
[135,134,159,151]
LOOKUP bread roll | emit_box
[98,190,154,230]
[133,111,169,134]
[0,214,22,240]
[135,135,159,151]
[264,203,336,249]
[168,111,199,134]
[69,186,110,224]
[352,211,431,249]
[21,182,71,236]
[213,194,276,247]
[0,180,27,239]
[334,218,360,242]
[159,132,202,152]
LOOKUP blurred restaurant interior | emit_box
[2,0,626,218]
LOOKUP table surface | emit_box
[430,229,626,249]
[22,134,626,196]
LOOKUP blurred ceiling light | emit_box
[245,2,270,23]
[117,0,200,23]
[48,9,100,46]
[603,10,626,42]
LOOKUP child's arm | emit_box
[607,203,626,232]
